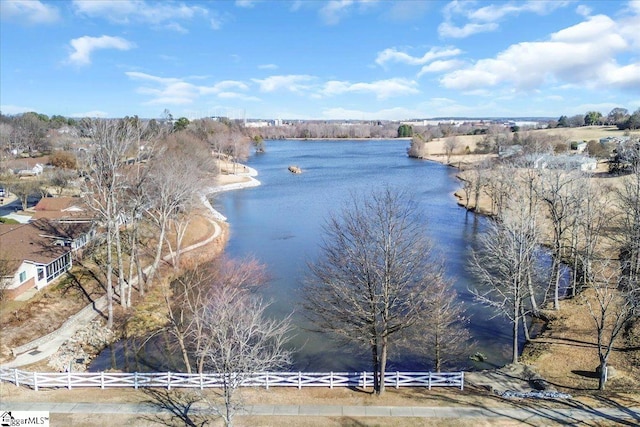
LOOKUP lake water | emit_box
[90,139,518,373]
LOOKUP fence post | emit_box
[265,372,269,390]
[67,370,72,390]
[330,372,333,389]
[100,372,104,389]
[298,372,301,390]
[167,372,171,390]
[134,372,138,390]
[460,372,464,391]
[200,373,204,391]
[34,372,38,391]
[14,369,19,387]
[363,372,366,389]
[395,371,399,389]
[428,372,432,391]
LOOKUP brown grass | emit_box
[521,294,640,394]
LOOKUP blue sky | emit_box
[1,0,639,120]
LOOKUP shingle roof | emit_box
[0,222,70,266]
[34,196,86,212]
[32,196,95,222]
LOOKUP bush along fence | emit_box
[0,368,464,391]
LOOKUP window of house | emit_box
[19,271,27,283]
[38,269,44,280]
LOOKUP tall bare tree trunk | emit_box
[379,337,388,395]
[115,224,127,307]
[106,219,114,329]
[147,220,166,286]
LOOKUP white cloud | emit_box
[0,104,35,115]
[258,64,278,70]
[126,72,251,105]
[387,1,431,22]
[417,59,465,76]
[375,46,462,66]
[551,14,618,43]
[209,10,232,30]
[320,0,355,25]
[235,0,256,8]
[68,35,135,66]
[70,110,109,118]
[73,0,208,30]
[321,106,419,121]
[440,14,640,93]
[545,95,564,102]
[437,21,498,38]
[218,92,261,102]
[252,75,316,93]
[468,1,571,22]
[439,0,572,39]
[210,16,223,30]
[164,22,188,33]
[571,102,623,115]
[319,0,377,25]
[0,0,59,23]
[575,4,592,17]
[320,78,420,99]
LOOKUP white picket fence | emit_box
[0,367,463,391]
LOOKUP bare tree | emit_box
[8,179,41,211]
[535,166,582,309]
[83,119,134,326]
[470,161,488,212]
[304,187,442,395]
[444,136,459,164]
[511,162,545,317]
[469,204,545,364]
[47,168,77,196]
[407,277,472,372]
[143,135,213,285]
[581,260,639,390]
[121,153,153,300]
[199,286,293,427]
[571,178,611,293]
[483,163,512,217]
[163,257,269,375]
[616,141,640,287]
[407,134,428,158]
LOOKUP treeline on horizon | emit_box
[1,106,639,159]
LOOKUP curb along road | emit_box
[1,401,639,422]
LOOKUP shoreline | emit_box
[201,164,261,221]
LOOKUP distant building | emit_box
[529,154,597,172]
[17,163,44,176]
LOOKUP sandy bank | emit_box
[201,163,261,221]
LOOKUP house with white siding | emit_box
[0,222,73,300]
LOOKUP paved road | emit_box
[1,401,639,423]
